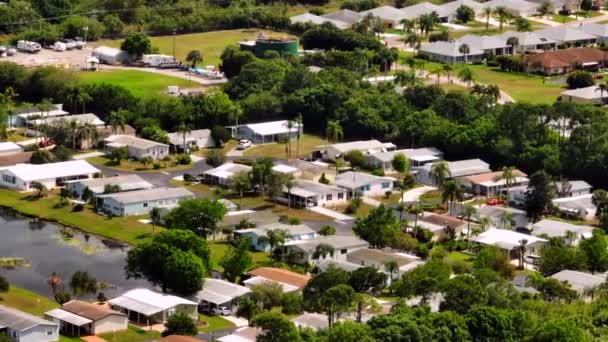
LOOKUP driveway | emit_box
[401,185,436,202]
[197,327,238,341]
[73,151,105,160]
[309,206,354,221]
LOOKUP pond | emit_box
[0,208,149,299]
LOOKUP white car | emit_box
[212,306,232,316]
[237,139,252,150]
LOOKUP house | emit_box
[44,300,127,336]
[65,175,154,199]
[290,13,350,29]
[202,163,252,186]
[317,259,364,273]
[0,160,100,191]
[418,41,485,64]
[167,129,215,151]
[460,170,528,196]
[0,152,33,167]
[536,27,597,46]
[561,85,605,105]
[321,9,362,25]
[439,0,485,21]
[10,104,68,127]
[472,228,547,258]
[507,185,529,206]
[272,164,299,176]
[346,248,425,281]
[108,289,198,324]
[320,140,396,162]
[274,159,330,182]
[555,180,592,197]
[367,147,443,172]
[0,305,59,342]
[0,142,22,155]
[92,46,129,65]
[234,223,318,252]
[286,235,370,264]
[291,313,329,331]
[104,135,170,160]
[475,205,530,230]
[416,159,491,186]
[280,180,347,208]
[97,124,137,141]
[456,35,512,56]
[481,0,539,16]
[577,23,608,44]
[96,187,195,216]
[550,270,605,296]
[401,2,449,22]
[525,48,607,75]
[531,219,594,244]
[194,278,251,313]
[243,267,312,292]
[498,31,557,53]
[360,6,408,28]
[552,194,597,220]
[217,327,259,342]
[30,113,105,127]
[414,214,467,241]
[334,171,397,197]
[232,120,302,144]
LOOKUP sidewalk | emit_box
[73,151,105,160]
[361,196,382,207]
[401,185,436,202]
[309,206,354,221]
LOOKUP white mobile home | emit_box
[0,305,59,342]
[0,160,100,191]
[96,187,195,216]
[416,159,491,186]
[65,175,154,199]
[232,120,302,144]
[195,278,251,314]
[366,147,443,172]
[45,300,127,336]
[286,235,370,264]
[235,223,318,252]
[531,219,594,245]
[419,41,485,64]
[0,142,23,155]
[10,104,68,128]
[320,140,396,162]
[334,171,396,197]
[108,289,198,324]
[167,129,215,151]
[203,163,252,186]
[104,135,169,160]
[281,180,347,208]
[92,46,129,65]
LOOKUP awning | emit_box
[289,187,317,198]
[582,62,598,66]
[108,296,163,316]
[196,289,232,305]
[45,309,92,326]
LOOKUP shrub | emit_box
[446,259,473,274]
[372,168,385,176]
[486,60,500,67]
[385,190,393,199]
[309,8,325,15]
[153,162,161,170]
[346,197,363,214]
[233,158,254,166]
[206,149,226,167]
[54,291,71,304]
[0,274,8,292]
[211,125,230,147]
[162,156,172,162]
[162,312,197,337]
[567,70,594,89]
[177,153,192,165]
[53,145,73,161]
[288,217,301,225]
[344,150,368,169]
[30,150,53,164]
[281,292,304,315]
[23,144,39,152]
[72,204,84,212]
[183,173,196,182]
[319,173,330,184]
[97,292,107,303]
[429,30,449,42]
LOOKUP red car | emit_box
[486,198,504,206]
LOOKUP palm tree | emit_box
[396,203,407,229]
[384,261,399,283]
[458,66,475,89]
[400,18,415,33]
[312,243,335,259]
[442,64,453,83]
[335,157,347,176]
[499,211,514,229]
[403,32,422,55]
[266,229,292,261]
[478,215,492,233]
[462,205,477,249]
[229,171,251,208]
[79,121,98,150]
[326,120,343,143]
[537,2,553,17]
[459,43,471,64]
[483,7,493,31]
[176,121,192,153]
[441,180,464,215]
[109,111,126,135]
[506,37,519,55]
[286,119,294,159]
[430,65,443,85]
[150,207,161,234]
[596,82,608,105]
[494,166,515,205]
[518,239,528,270]
[31,181,47,198]
[285,174,295,209]
[237,297,261,327]
[295,114,303,158]
[186,49,203,69]
[430,160,450,189]
[36,99,54,143]
[69,120,80,151]
[394,70,421,87]
[495,6,510,32]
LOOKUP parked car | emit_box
[237,139,252,150]
[486,198,504,206]
[212,306,232,316]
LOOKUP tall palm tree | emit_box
[186,49,203,69]
[109,111,126,135]
[494,166,515,205]
[462,205,477,249]
[596,82,608,105]
[441,180,464,215]
[483,7,493,31]
[458,66,475,89]
[285,174,295,209]
[403,32,422,55]
[313,243,335,259]
[69,120,80,151]
[176,121,192,153]
[384,261,399,283]
[229,171,251,208]
[79,121,98,150]
[266,229,292,261]
[150,207,161,234]
[495,6,510,32]
[478,215,492,233]
[326,120,343,143]
[442,64,453,83]
[396,202,407,229]
[36,99,54,143]
[295,114,303,158]
[400,18,415,33]
[430,160,450,189]
[459,43,471,64]
[499,211,514,229]
[506,37,519,55]
[518,239,528,270]
[430,65,443,85]
[394,70,421,87]
[286,119,294,159]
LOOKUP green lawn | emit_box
[208,240,272,271]
[99,325,161,342]
[0,286,58,316]
[77,70,196,98]
[86,155,194,172]
[198,313,236,332]
[549,13,576,23]
[94,29,293,67]
[243,134,326,159]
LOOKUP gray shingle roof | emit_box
[0,305,57,331]
[498,31,557,47]
[96,187,194,204]
[66,175,153,194]
[290,13,350,29]
[360,6,408,22]
[532,219,594,238]
[555,180,592,193]
[104,135,168,149]
[577,23,608,38]
[457,34,509,50]
[536,26,597,43]
[196,278,251,305]
[401,2,449,19]
[440,0,484,14]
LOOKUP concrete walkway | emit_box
[361,196,382,207]
[73,151,105,160]
[309,206,354,221]
[401,185,436,202]
[223,315,249,327]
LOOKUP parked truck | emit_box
[17,40,41,53]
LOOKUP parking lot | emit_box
[1,46,92,68]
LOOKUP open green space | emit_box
[94,29,293,67]
[0,286,58,316]
[550,13,576,23]
[77,70,196,98]
[86,154,194,172]
[198,313,236,332]
[243,134,325,159]
[208,240,272,272]
[99,325,161,342]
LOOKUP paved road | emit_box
[105,65,228,86]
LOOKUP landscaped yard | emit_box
[243,134,326,159]
[0,286,58,316]
[77,69,196,98]
[7,128,28,142]
[86,154,194,172]
[99,325,161,342]
[549,13,576,23]
[208,240,272,271]
[198,313,236,332]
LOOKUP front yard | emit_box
[198,313,236,333]
[243,134,326,159]
[87,154,194,172]
[99,325,161,342]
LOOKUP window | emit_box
[338,192,344,200]
[341,249,347,254]
[47,330,54,335]
[326,194,332,201]
[382,182,390,189]
[2,174,15,184]
[365,185,371,191]
[143,202,148,208]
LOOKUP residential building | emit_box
[481,0,539,16]
[456,35,512,55]
[290,13,350,29]
[156,336,202,342]
[367,147,443,172]
[525,48,607,75]
[439,0,485,21]
[234,223,318,252]
[194,278,251,313]
[346,248,425,281]
[552,194,597,220]
[96,187,194,216]
[360,6,408,28]
[0,142,22,155]
[536,26,597,46]
[561,85,605,105]
[65,175,154,199]
[418,41,485,64]
[414,214,467,241]
[167,129,215,151]
[44,300,127,336]
[416,159,491,186]
[104,135,170,160]
[0,160,100,191]
[0,305,59,342]
[401,2,449,22]
[30,113,104,127]
[472,228,547,258]
[498,31,557,53]
[292,313,329,331]
[217,327,259,342]
[202,163,252,186]
[460,170,528,196]
[108,289,198,324]
[334,171,397,197]
[577,23,608,43]
[10,104,67,127]
[531,219,594,244]
[555,180,592,197]
[507,185,528,206]
[272,164,299,176]
[280,180,347,208]
[321,9,362,25]
[320,140,396,162]
[243,267,312,292]
[286,235,370,264]
[274,159,330,182]
[550,270,605,296]
[231,120,302,144]
[475,205,530,230]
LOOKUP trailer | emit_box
[17,40,41,53]
[52,42,67,52]
[141,54,176,67]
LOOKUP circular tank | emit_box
[254,37,298,57]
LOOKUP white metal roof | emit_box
[561,86,602,101]
[45,308,92,327]
[498,31,557,47]
[532,219,594,238]
[3,160,100,181]
[0,305,57,331]
[64,175,154,194]
[272,164,298,174]
[0,142,22,152]
[401,2,449,19]
[196,278,251,305]
[473,228,547,250]
[326,140,395,153]
[550,270,605,293]
[419,41,485,58]
[204,163,252,180]
[335,171,396,189]
[457,35,509,50]
[578,23,608,38]
[245,120,301,136]
[290,13,350,29]
[96,187,194,204]
[360,6,408,22]
[108,289,197,316]
[104,135,168,149]
[536,26,597,43]
[237,223,317,238]
[32,113,105,126]
[368,147,442,162]
[167,129,212,146]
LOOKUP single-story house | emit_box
[401,2,449,22]
[320,140,396,162]
[0,142,23,155]
[525,47,607,75]
[456,35,512,56]
[280,180,347,208]
[202,163,252,186]
[552,194,597,220]
[360,6,409,28]
[481,0,539,16]
[234,223,318,252]
[577,23,608,44]
[30,113,105,127]
[418,41,485,64]
[460,170,529,196]
[439,0,484,21]
[367,147,443,172]
[475,205,530,230]
[561,85,605,105]
[0,152,33,167]
[346,248,424,282]
[272,164,299,176]
[167,129,215,151]
[556,180,592,197]
[0,304,59,342]
[44,300,127,336]
[416,159,491,186]
[414,213,467,241]
[65,175,154,199]
[289,13,350,29]
[274,160,329,182]
[10,104,68,127]
[498,31,558,53]
[104,135,170,160]
[243,267,312,293]
[194,278,251,313]
[536,27,597,46]
[217,327,259,342]
[550,270,605,296]
[317,259,364,273]
[108,289,198,324]
[231,120,302,144]
[0,160,100,191]
[92,46,129,65]
[334,171,397,197]
[321,9,362,26]
[291,313,329,331]
[96,187,194,216]
[507,185,528,206]
[286,235,370,264]
[472,228,547,258]
[531,219,594,244]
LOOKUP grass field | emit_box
[550,14,576,23]
[86,155,194,172]
[0,286,58,316]
[99,325,161,342]
[94,29,293,67]
[199,313,236,332]
[243,134,325,159]
[77,70,196,98]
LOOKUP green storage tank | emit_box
[253,37,298,57]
